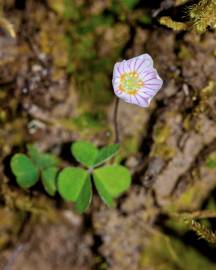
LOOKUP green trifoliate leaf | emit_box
[93,165,131,198]
[93,172,115,208]
[58,167,88,201]
[10,154,39,188]
[94,144,120,167]
[71,141,98,167]
[41,167,58,196]
[75,175,92,213]
[27,144,59,170]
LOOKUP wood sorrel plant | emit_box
[10,53,163,213]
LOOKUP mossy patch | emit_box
[189,0,216,33]
[206,151,216,169]
[151,123,176,159]
[140,233,216,270]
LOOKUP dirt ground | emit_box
[0,1,216,270]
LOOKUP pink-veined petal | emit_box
[127,56,139,71]
[122,60,130,73]
[113,62,122,79]
[143,71,163,86]
[144,85,162,93]
[134,95,146,107]
[141,69,158,80]
[139,87,157,96]
[135,93,149,107]
[130,95,137,105]
[112,76,120,85]
[145,78,163,86]
[135,54,153,72]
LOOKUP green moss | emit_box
[165,217,188,235]
[165,173,216,214]
[167,184,199,213]
[123,0,140,10]
[159,16,187,31]
[183,81,215,129]
[183,115,192,130]
[73,112,106,130]
[47,0,65,16]
[194,81,215,114]
[189,219,216,245]
[122,136,140,155]
[177,187,196,206]
[206,198,216,211]
[61,0,130,109]
[2,182,57,221]
[0,17,16,38]
[113,136,140,164]
[151,144,176,159]
[176,0,189,4]
[139,14,152,25]
[140,233,216,270]
[56,111,108,139]
[153,124,171,144]
[151,124,175,159]
[0,109,7,122]
[206,151,216,169]
[158,1,216,33]
[189,0,216,33]
[178,45,192,60]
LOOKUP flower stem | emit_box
[113,97,120,143]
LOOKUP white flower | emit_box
[112,54,163,107]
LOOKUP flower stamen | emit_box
[119,71,144,95]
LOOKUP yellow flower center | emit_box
[119,72,144,95]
